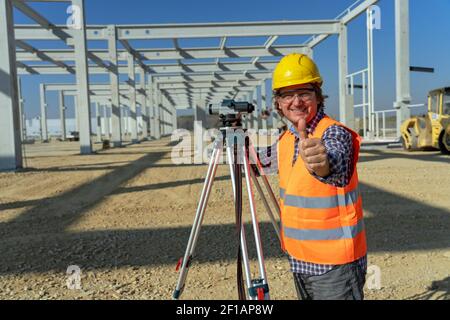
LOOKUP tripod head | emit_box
[209,99,255,128]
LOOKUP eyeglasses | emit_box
[277,89,315,104]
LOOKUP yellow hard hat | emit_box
[272,53,323,91]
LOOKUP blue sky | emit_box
[12,0,450,120]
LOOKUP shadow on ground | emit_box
[405,276,450,300]
[0,145,449,280]
[359,148,449,164]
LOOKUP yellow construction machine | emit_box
[400,87,450,154]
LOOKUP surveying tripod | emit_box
[173,118,281,300]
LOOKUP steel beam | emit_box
[153,81,161,139]
[338,23,354,129]
[39,83,48,141]
[14,20,340,41]
[12,1,111,71]
[17,60,279,75]
[103,104,110,138]
[120,39,150,74]
[341,0,380,24]
[43,80,265,91]
[17,76,27,140]
[171,104,177,132]
[127,52,138,143]
[147,76,156,139]
[260,80,268,129]
[0,0,22,170]
[306,0,379,48]
[252,89,259,130]
[44,83,257,108]
[12,1,72,42]
[11,7,384,137]
[73,95,79,131]
[16,44,309,62]
[16,40,76,73]
[17,64,272,81]
[159,79,263,89]
[106,25,122,147]
[95,102,102,143]
[394,0,411,138]
[139,67,149,139]
[59,90,66,140]
[117,20,340,39]
[70,0,92,153]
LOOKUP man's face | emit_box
[276,83,318,126]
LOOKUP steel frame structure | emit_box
[2,0,411,172]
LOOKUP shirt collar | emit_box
[289,107,325,138]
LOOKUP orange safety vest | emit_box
[278,115,367,265]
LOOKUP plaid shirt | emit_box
[258,108,367,275]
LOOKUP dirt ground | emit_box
[0,137,449,300]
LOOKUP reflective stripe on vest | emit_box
[283,219,365,241]
[280,187,360,209]
[280,188,285,200]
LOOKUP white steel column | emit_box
[194,97,206,158]
[366,7,377,138]
[147,76,156,139]
[127,52,138,143]
[242,93,247,128]
[252,88,259,130]
[171,105,178,132]
[73,95,79,131]
[247,92,253,129]
[39,83,49,142]
[394,0,411,138]
[104,104,110,138]
[17,76,26,140]
[95,102,102,143]
[154,83,161,139]
[338,23,354,129]
[272,110,279,129]
[59,90,66,140]
[269,78,278,129]
[71,0,92,154]
[0,0,22,170]
[160,93,167,136]
[261,80,268,130]
[139,67,149,140]
[160,95,166,135]
[194,96,207,128]
[122,105,128,136]
[106,25,122,147]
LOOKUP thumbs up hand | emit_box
[297,118,331,177]
[297,117,308,141]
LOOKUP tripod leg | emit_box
[173,144,222,299]
[249,166,281,243]
[225,144,252,296]
[260,175,281,218]
[246,140,280,240]
[247,142,281,219]
[241,143,270,300]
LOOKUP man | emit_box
[262,53,367,300]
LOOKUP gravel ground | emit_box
[0,138,449,300]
